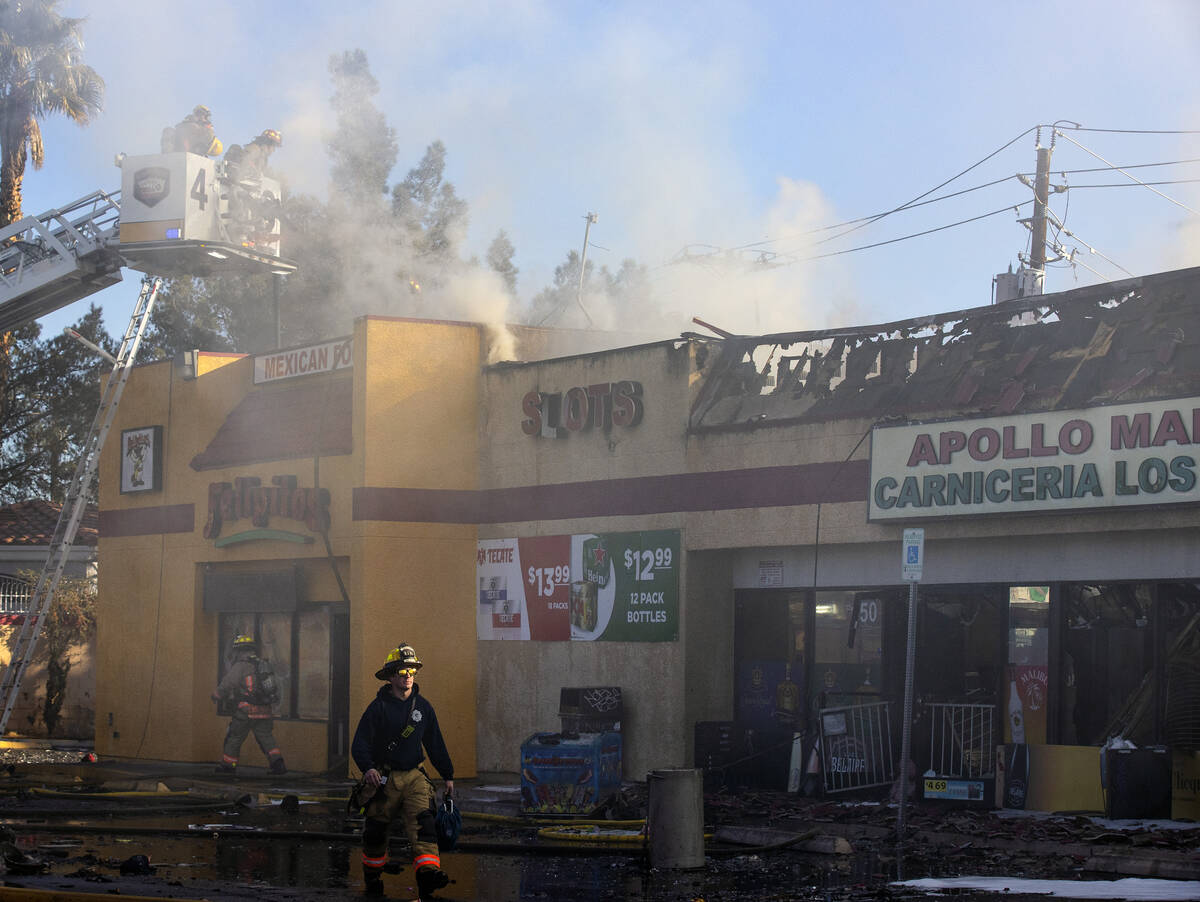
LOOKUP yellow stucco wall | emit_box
[349,318,481,779]
[97,353,352,771]
[98,318,482,776]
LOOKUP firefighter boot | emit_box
[362,865,385,897]
[269,757,287,775]
[415,865,449,899]
[362,876,384,897]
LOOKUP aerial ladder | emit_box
[0,149,296,735]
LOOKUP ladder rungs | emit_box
[0,277,163,735]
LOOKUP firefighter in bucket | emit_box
[352,643,454,899]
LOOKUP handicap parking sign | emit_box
[902,528,924,581]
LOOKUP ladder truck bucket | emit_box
[117,152,296,277]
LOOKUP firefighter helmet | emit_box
[375,644,422,680]
[207,136,224,156]
[233,634,256,650]
[259,128,282,146]
[192,105,212,123]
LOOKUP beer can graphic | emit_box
[581,536,610,587]
[479,574,507,607]
[490,575,521,629]
[570,580,598,632]
[569,581,584,628]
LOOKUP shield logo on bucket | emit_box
[133,167,170,207]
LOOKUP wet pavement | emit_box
[0,742,1196,901]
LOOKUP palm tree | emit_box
[0,0,104,228]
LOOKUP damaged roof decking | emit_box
[690,265,1200,433]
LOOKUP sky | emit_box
[17,0,1200,347]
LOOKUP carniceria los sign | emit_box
[253,337,353,384]
[868,396,1200,520]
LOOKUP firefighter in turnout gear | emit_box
[224,128,281,181]
[352,644,454,899]
[162,104,222,156]
[222,129,282,245]
[211,635,286,776]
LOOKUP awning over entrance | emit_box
[190,377,352,470]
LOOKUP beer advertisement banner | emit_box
[476,530,679,642]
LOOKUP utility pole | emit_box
[576,212,597,327]
[1026,142,1053,297]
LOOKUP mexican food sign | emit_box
[476,530,679,641]
[869,396,1200,520]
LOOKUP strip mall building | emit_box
[97,267,1200,817]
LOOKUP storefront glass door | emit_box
[1059,583,1154,745]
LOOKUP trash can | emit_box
[646,768,704,869]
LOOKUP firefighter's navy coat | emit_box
[351,682,454,779]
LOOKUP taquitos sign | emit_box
[203,475,331,540]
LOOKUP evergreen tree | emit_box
[487,230,518,297]
[0,305,116,502]
[327,49,396,215]
[526,250,594,327]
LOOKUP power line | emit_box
[1064,178,1200,189]
[1043,209,1132,277]
[1054,129,1200,217]
[1041,158,1200,176]
[666,123,1196,279]
[786,202,1032,264]
[730,174,1021,253]
[1047,240,1109,281]
[730,153,1199,261]
[808,126,1039,248]
[1054,125,1200,135]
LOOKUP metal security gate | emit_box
[927,703,996,778]
[0,576,32,614]
[818,700,895,793]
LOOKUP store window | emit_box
[1007,586,1049,744]
[1160,583,1200,751]
[218,608,331,721]
[813,591,884,704]
[917,586,1007,704]
[733,591,807,731]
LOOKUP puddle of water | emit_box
[4,803,898,901]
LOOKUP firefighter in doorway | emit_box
[211,634,287,776]
[352,644,454,899]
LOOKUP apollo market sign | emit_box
[254,338,353,384]
[868,396,1200,520]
